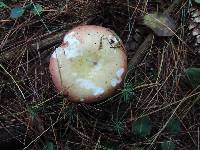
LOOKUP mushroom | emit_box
[49,25,127,103]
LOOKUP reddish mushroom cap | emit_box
[49,25,127,103]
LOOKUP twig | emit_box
[128,33,154,67]
[0,18,94,63]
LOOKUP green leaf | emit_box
[0,2,9,9]
[185,67,200,86]
[161,140,175,150]
[166,117,181,134]
[193,0,200,4]
[42,142,54,150]
[141,13,176,36]
[132,116,152,137]
[10,6,25,19]
[31,3,43,15]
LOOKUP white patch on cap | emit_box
[111,68,125,87]
[77,79,104,96]
[80,98,85,102]
[52,32,81,59]
[52,47,63,58]
[63,32,81,59]
[111,78,121,87]
[116,68,124,78]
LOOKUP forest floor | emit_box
[0,0,200,150]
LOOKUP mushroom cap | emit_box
[49,25,127,103]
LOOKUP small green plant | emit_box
[31,3,43,15]
[0,1,10,9]
[132,116,152,137]
[0,2,43,19]
[121,82,135,103]
[166,117,181,134]
[63,105,76,121]
[161,140,175,150]
[111,116,124,135]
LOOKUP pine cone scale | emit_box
[188,6,200,53]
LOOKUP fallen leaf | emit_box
[141,13,176,36]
